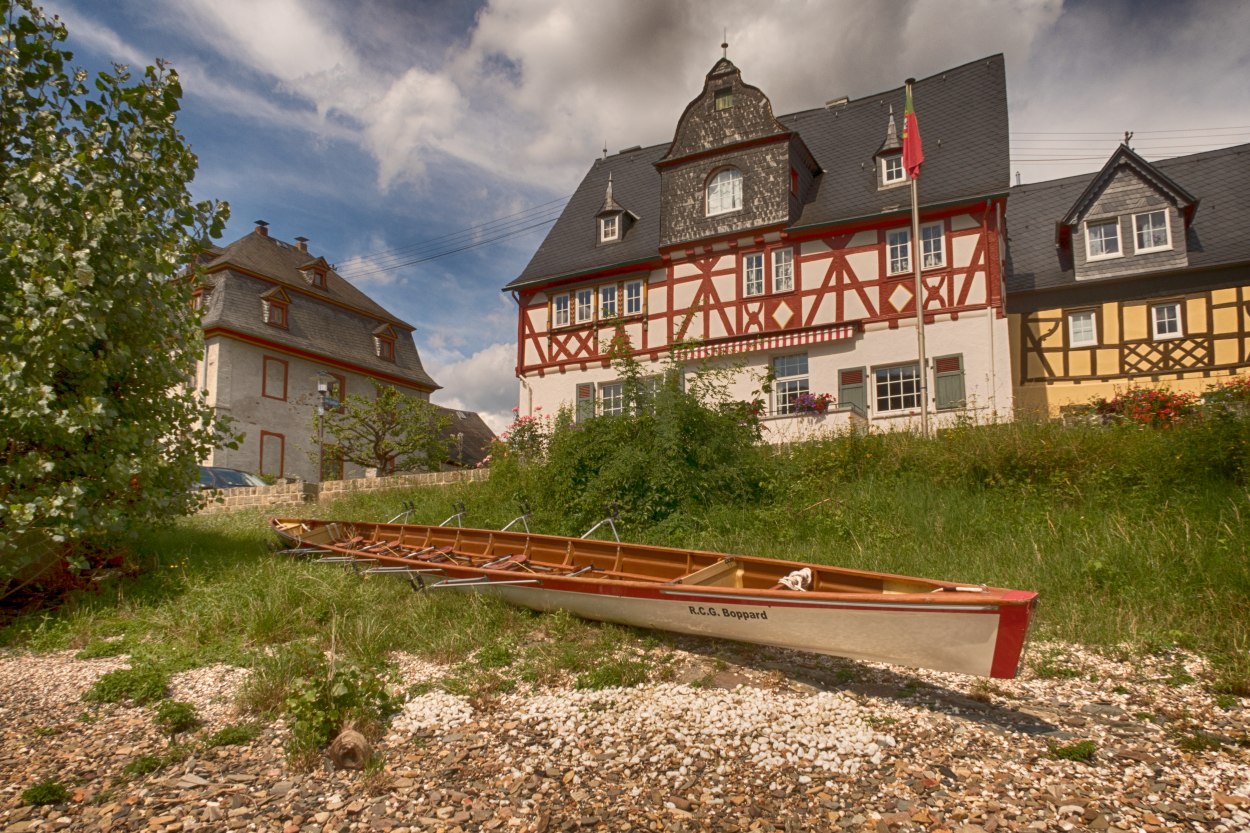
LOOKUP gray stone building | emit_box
[192,221,474,481]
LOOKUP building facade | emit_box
[1005,143,1250,414]
[193,222,443,481]
[505,55,1014,436]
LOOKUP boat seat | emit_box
[670,558,740,587]
[483,553,528,570]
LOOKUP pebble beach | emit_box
[1,640,1247,833]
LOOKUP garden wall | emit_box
[196,469,489,514]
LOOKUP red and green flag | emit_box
[902,85,924,179]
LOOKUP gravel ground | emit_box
[0,639,1247,833]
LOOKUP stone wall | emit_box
[195,469,489,514]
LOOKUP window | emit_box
[1068,310,1097,347]
[921,222,945,269]
[191,288,212,311]
[574,382,595,422]
[305,269,326,289]
[706,168,743,216]
[259,431,285,479]
[1152,302,1182,340]
[1134,210,1170,252]
[600,285,617,319]
[263,299,288,328]
[743,252,765,297]
[600,215,619,242]
[326,373,346,414]
[772,249,794,293]
[375,335,395,362]
[887,228,911,275]
[1086,219,1121,259]
[933,355,966,410]
[714,87,734,110]
[262,356,287,401]
[575,288,594,324]
[790,168,799,195]
[875,364,921,413]
[773,354,810,415]
[600,382,624,416]
[881,155,905,185]
[553,294,570,327]
[624,280,643,316]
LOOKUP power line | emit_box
[1012,125,1250,136]
[339,216,560,280]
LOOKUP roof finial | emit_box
[722,28,728,58]
[602,140,608,160]
[1124,130,1133,148]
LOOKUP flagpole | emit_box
[906,77,929,438]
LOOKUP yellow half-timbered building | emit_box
[1005,143,1250,415]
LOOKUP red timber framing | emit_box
[515,200,1006,377]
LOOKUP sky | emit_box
[44,0,1250,432]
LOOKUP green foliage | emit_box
[575,655,651,690]
[83,666,168,705]
[21,779,68,806]
[313,381,451,475]
[153,700,199,738]
[0,1,231,582]
[283,657,402,765]
[122,754,164,777]
[75,639,127,659]
[1049,740,1097,762]
[203,722,261,748]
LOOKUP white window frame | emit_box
[1068,310,1098,347]
[599,284,617,319]
[600,382,624,416]
[623,280,643,316]
[1152,302,1182,340]
[706,168,743,216]
[921,221,945,270]
[874,363,922,413]
[772,248,794,293]
[743,252,765,297]
[574,288,594,324]
[887,227,911,275]
[599,215,619,243]
[552,293,570,328]
[1085,219,1121,261]
[881,155,905,186]
[1133,209,1171,253]
[773,354,810,415]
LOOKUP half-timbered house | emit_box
[1005,143,1250,415]
[504,54,1014,436]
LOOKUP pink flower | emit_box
[512,406,519,412]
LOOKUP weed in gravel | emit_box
[31,725,60,737]
[21,780,69,806]
[75,640,128,659]
[153,700,200,739]
[203,723,261,748]
[1177,731,1224,752]
[1214,694,1240,710]
[122,755,165,777]
[575,656,649,690]
[1049,740,1097,762]
[1030,647,1082,680]
[84,666,168,705]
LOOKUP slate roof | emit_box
[200,231,439,391]
[506,54,1009,291]
[436,406,496,468]
[1004,143,1250,295]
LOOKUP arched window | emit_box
[706,168,743,216]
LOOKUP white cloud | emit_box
[426,341,517,433]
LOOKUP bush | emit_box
[153,700,200,738]
[21,779,68,806]
[284,659,402,767]
[1092,388,1199,428]
[203,723,261,748]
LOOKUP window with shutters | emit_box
[600,382,624,416]
[838,367,867,416]
[933,354,966,410]
[574,382,595,422]
[874,364,921,413]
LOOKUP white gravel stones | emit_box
[389,690,475,739]
[509,682,894,777]
[168,664,251,730]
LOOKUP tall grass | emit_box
[2,417,1247,695]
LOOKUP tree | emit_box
[314,382,451,476]
[0,1,230,580]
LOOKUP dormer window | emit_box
[260,286,291,329]
[1086,219,1121,260]
[1134,210,1171,252]
[714,87,734,110]
[191,287,212,311]
[706,167,742,216]
[372,324,397,362]
[307,269,326,289]
[600,215,619,242]
[881,155,905,186]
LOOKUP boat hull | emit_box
[269,517,1037,679]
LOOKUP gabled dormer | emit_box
[260,285,291,329]
[1057,144,1198,281]
[372,323,397,362]
[596,173,639,245]
[655,53,819,249]
[875,107,907,190]
[298,255,331,290]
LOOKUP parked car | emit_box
[198,466,267,490]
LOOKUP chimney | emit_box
[294,236,309,252]
[254,220,269,237]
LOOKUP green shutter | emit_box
[934,354,966,410]
[575,382,595,422]
[838,367,867,416]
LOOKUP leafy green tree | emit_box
[314,382,451,476]
[0,2,230,579]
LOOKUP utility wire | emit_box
[339,217,560,280]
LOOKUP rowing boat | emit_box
[269,516,1038,679]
